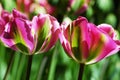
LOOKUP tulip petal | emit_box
[86,23,119,64]
[1,18,34,54]
[97,24,116,39]
[12,9,27,19]
[59,23,73,57]
[14,18,34,54]
[0,19,5,36]
[1,22,18,51]
[1,10,11,23]
[72,17,90,61]
[39,16,60,53]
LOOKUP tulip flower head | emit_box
[59,16,120,64]
[17,0,33,13]
[0,9,59,55]
[31,13,59,54]
[38,0,55,14]
[17,0,55,18]
[68,0,90,14]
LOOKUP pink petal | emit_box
[1,10,12,23]
[73,17,90,59]
[0,19,5,36]
[32,14,46,34]
[15,18,34,54]
[59,29,73,57]
[12,9,27,19]
[0,22,18,50]
[97,24,116,39]
[39,15,60,52]
[86,23,119,64]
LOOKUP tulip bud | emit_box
[59,16,120,64]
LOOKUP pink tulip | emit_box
[17,0,33,13]
[38,0,55,14]
[0,9,34,54]
[16,0,55,17]
[68,0,90,14]
[59,16,120,64]
[31,13,59,54]
[0,9,60,55]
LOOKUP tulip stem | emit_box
[3,51,14,80]
[78,63,85,80]
[26,55,33,80]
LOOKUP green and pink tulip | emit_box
[17,0,55,17]
[68,0,90,14]
[0,9,59,55]
[38,0,55,14]
[31,13,59,54]
[59,16,120,64]
[17,0,33,13]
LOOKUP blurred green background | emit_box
[0,0,120,80]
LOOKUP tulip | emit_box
[68,0,90,14]
[59,16,120,64]
[0,9,59,55]
[31,13,59,54]
[16,0,55,17]
[0,9,34,54]
[17,0,33,13]
[38,0,55,14]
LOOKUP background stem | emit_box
[78,63,85,80]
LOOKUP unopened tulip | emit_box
[0,9,59,55]
[59,16,120,64]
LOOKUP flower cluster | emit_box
[0,0,120,64]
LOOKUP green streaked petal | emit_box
[36,18,51,51]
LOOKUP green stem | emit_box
[16,54,27,80]
[78,63,85,80]
[26,55,33,80]
[3,51,14,80]
[37,56,48,80]
[48,43,58,80]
